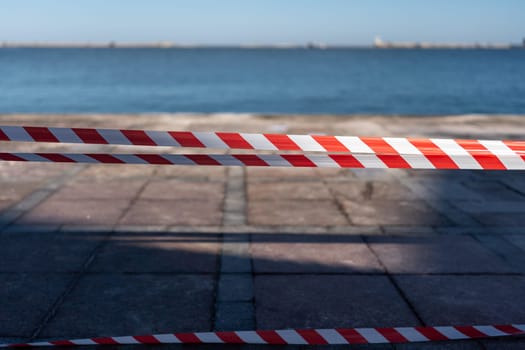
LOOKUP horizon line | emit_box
[1,40,523,49]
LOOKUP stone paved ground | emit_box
[1,113,525,349]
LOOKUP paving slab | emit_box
[248,182,332,201]
[455,201,525,214]
[40,274,215,338]
[328,181,418,201]
[394,276,525,325]
[249,199,348,226]
[251,234,382,273]
[72,165,156,183]
[50,180,147,200]
[381,226,437,236]
[0,274,72,337]
[368,235,514,273]
[2,224,60,234]
[140,179,224,201]
[246,167,320,182]
[0,232,104,272]
[217,275,253,302]
[0,182,43,203]
[90,232,220,273]
[504,235,525,252]
[461,181,525,201]
[408,179,486,202]
[0,163,71,182]
[154,164,227,181]
[17,198,130,226]
[119,199,222,226]
[470,213,525,227]
[482,337,525,349]
[341,199,452,226]
[214,302,255,331]
[255,275,420,329]
[395,341,483,349]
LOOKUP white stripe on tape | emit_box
[48,127,83,143]
[315,329,348,344]
[234,331,266,344]
[395,327,429,342]
[97,130,131,145]
[145,131,181,147]
[355,328,388,343]
[275,330,308,344]
[2,126,33,142]
[335,136,374,153]
[241,133,278,150]
[288,135,325,152]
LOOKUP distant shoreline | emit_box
[1,42,524,50]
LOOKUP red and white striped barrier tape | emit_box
[1,125,525,169]
[2,324,524,347]
[1,125,525,155]
[0,152,523,170]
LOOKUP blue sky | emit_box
[1,0,524,45]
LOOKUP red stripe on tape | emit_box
[256,330,287,344]
[6,343,30,347]
[37,154,76,163]
[215,332,245,344]
[133,335,160,344]
[121,130,157,146]
[409,139,458,169]
[168,132,205,148]
[495,325,524,335]
[504,140,525,153]
[0,153,27,162]
[72,128,108,144]
[361,137,397,154]
[312,135,350,152]
[0,129,9,141]
[175,333,201,343]
[360,138,411,168]
[233,154,269,166]
[336,328,368,344]
[455,326,487,338]
[92,337,118,345]
[455,140,506,170]
[86,154,124,164]
[377,154,411,168]
[136,154,172,165]
[265,134,301,151]
[329,154,364,168]
[470,154,507,170]
[185,154,221,166]
[24,127,59,143]
[377,328,408,343]
[281,154,316,167]
[296,329,328,345]
[216,132,254,150]
[416,327,448,341]
[49,341,75,346]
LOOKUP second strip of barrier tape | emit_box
[1,125,525,156]
[1,152,524,170]
[1,324,525,347]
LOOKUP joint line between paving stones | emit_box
[212,166,235,329]
[214,166,254,331]
[314,169,426,326]
[28,167,156,341]
[315,169,354,226]
[0,165,86,233]
[0,271,522,276]
[363,234,426,326]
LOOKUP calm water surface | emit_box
[0,48,524,114]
